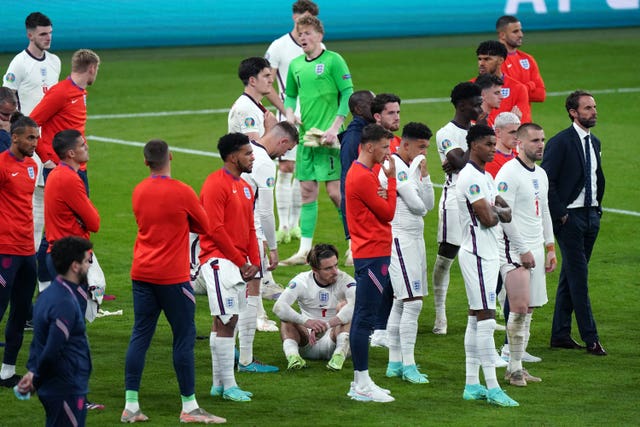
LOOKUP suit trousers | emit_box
[551,207,600,345]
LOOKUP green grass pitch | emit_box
[1,27,639,426]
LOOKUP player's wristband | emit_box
[545,243,555,253]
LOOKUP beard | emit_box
[578,116,596,129]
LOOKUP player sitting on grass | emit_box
[273,244,354,371]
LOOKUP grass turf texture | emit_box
[1,27,639,426]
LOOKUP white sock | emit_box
[238,296,258,366]
[476,318,499,389]
[283,338,300,357]
[299,237,312,254]
[507,312,527,372]
[400,299,422,366]
[276,171,292,231]
[181,396,199,413]
[386,299,402,363]
[524,312,533,353]
[124,392,140,413]
[0,364,15,380]
[215,336,237,390]
[433,255,454,317]
[335,332,350,357]
[464,316,480,385]
[354,369,372,387]
[256,293,267,319]
[209,332,221,387]
[290,178,302,227]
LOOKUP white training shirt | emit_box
[3,49,61,115]
[379,153,434,235]
[495,157,554,253]
[456,161,500,259]
[228,93,266,137]
[265,33,302,108]
[436,121,468,209]
[242,141,277,249]
[273,270,356,325]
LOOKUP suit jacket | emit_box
[540,125,605,222]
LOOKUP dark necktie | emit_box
[584,135,592,207]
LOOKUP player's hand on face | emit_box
[268,249,279,271]
[377,186,388,200]
[382,154,396,178]
[420,159,429,177]
[545,250,557,273]
[520,251,536,269]
[0,119,10,132]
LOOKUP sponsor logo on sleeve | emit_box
[244,117,256,128]
[441,139,452,150]
[397,171,408,182]
[497,181,508,192]
[4,73,15,83]
[342,73,351,80]
[469,184,481,195]
[288,281,297,289]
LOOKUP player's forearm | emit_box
[273,297,306,324]
[266,90,286,115]
[336,302,354,324]
[257,188,277,249]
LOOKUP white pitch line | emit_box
[86,135,220,158]
[87,87,640,120]
[88,134,639,218]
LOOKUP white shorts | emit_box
[437,188,461,246]
[500,246,548,307]
[459,249,498,311]
[301,329,335,360]
[389,236,427,299]
[200,257,247,323]
[279,145,297,162]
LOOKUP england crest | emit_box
[225,297,235,308]
[318,291,329,306]
[501,88,510,98]
[27,167,35,179]
[40,67,47,77]
[532,178,539,190]
[243,187,251,199]
[519,59,530,70]
[315,64,325,75]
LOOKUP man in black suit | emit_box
[541,90,606,356]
